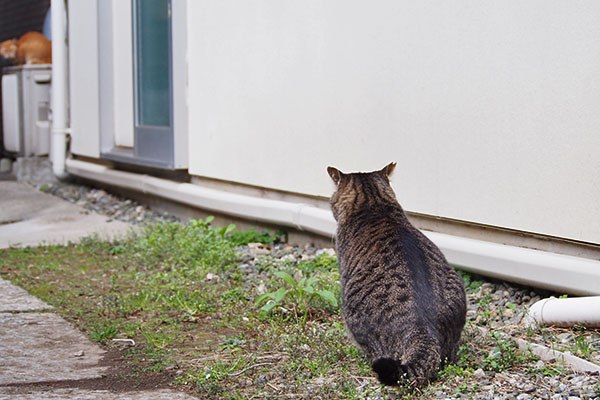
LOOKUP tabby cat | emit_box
[0,31,52,65]
[327,162,466,386]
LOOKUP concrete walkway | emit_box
[0,182,133,248]
[0,182,198,399]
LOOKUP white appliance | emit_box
[2,64,52,156]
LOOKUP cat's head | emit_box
[0,39,18,60]
[327,162,397,222]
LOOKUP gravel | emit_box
[37,180,600,399]
[39,181,180,225]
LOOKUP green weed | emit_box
[255,270,338,324]
[226,227,285,246]
[132,217,238,275]
[482,331,534,372]
[296,252,338,275]
[90,323,118,343]
[456,269,484,293]
[530,365,568,376]
[571,333,593,358]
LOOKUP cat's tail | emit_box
[372,358,405,386]
[372,358,431,386]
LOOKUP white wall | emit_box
[68,0,99,157]
[69,0,134,155]
[187,1,600,244]
[111,0,134,148]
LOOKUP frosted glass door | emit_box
[133,0,174,167]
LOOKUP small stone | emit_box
[517,394,531,400]
[473,368,486,378]
[74,350,85,357]
[522,383,536,393]
[557,333,572,343]
[256,375,267,385]
[248,242,271,256]
[256,283,266,295]
[300,344,311,352]
[280,254,295,262]
[502,308,513,318]
[315,248,335,257]
[569,376,584,385]
[556,383,568,392]
[204,273,219,282]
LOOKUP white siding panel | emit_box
[187,1,600,243]
[68,0,100,157]
[111,0,134,148]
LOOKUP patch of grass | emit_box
[570,329,594,358]
[296,252,338,274]
[131,217,238,275]
[90,323,118,343]
[530,364,568,377]
[226,227,285,246]
[481,331,534,372]
[456,269,484,293]
[438,362,472,380]
[3,217,595,398]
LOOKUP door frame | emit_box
[98,0,187,170]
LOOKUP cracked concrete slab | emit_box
[0,313,107,385]
[0,182,133,249]
[0,388,200,400]
[0,278,53,312]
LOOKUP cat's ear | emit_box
[380,162,396,178]
[327,166,344,185]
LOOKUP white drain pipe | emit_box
[65,159,336,237]
[65,158,600,297]
[524,296,600,329]
[50,0,69,179]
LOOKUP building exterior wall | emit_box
[186,1,600,244]
[67,1,600,245]
[68,0,100,158]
